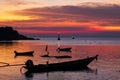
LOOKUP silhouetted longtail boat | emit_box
[23,55,98,72]
[14,51,34,56]
[57,34,60,40]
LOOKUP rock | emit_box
[0,26,35,40]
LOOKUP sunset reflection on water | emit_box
[0,39,119,80]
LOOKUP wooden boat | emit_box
[72,36,75,39]
[14,51,34,56]
[23,55,98,72]
[57,34,60,40]
[57,47,72,52]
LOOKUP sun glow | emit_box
[104,26,120,31]
[0,13,31,22]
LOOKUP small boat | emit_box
[57,47,72,52]
[72,36,75,39]
[58,34,60,40]
[14,51,34,56]
[23,55,98,73]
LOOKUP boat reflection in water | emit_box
[0,39,119,80]
[24,65,98,80]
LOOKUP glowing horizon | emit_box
[0,0,120,37]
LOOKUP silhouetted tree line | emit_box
[0,26,34,40]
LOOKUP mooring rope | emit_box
[0,61,26,74]
[0,62,9,67]
[0,62,24,67]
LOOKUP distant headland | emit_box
[0,26,34,40]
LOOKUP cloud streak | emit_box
[3,0,39,6]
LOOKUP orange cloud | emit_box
[0,13,31,22]
[103,26,120,31]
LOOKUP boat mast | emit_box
[45,45,48,52]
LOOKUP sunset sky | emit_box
[0,0,120,37]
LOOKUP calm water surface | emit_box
[0,38,120,80]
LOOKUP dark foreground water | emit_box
[0,38,120,80]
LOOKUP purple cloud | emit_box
[13,3,120,26]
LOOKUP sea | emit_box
[0,37,120,80]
